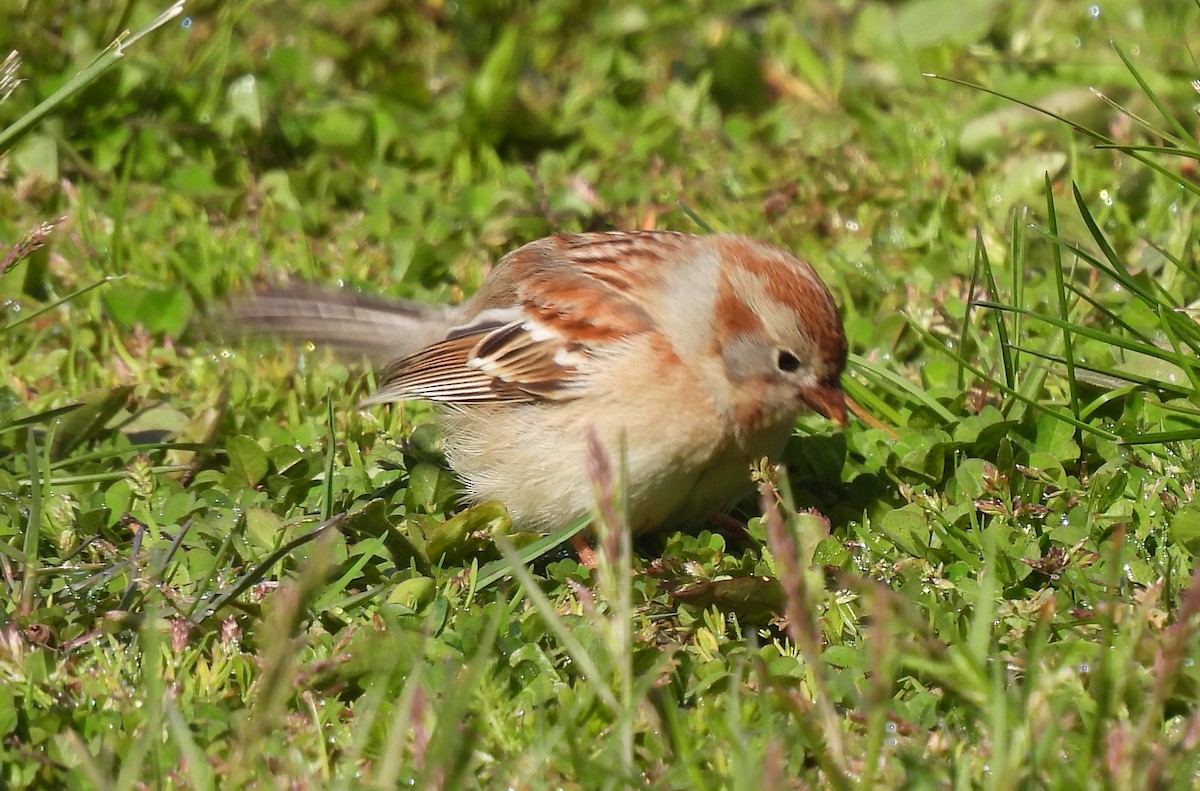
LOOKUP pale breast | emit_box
[438,336,788,534]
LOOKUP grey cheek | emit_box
[721,335,769,383]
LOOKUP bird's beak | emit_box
[800,384,848,428]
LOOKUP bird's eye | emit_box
[776,349,802,373]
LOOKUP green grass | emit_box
[2,0,1200,787]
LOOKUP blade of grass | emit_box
[194,511,348,623]
[1046,174,1083,435]
[1145,237,1200,290]
[17,466,191,487]
[1062,281,1159,347]
[1070,185,1200,353]
[974,222,1015,390]
[677,201,715,233]
[0,403,84,436]
[18,429,45,616]
[0,2,187,153]
[1157,304,1200,395]
[924,74,1113,143]
[495,532,620,713]
[166,700,213,791]
[46,442,212,471]
[974,301,1198,375]
[475,513,590,589]
[1003,342,1191,398]
[1108,40,1196,147]
[367,655,427,786]
[1144,400,1200,417]
[1086,88,1190,151]
[1084,528,1128,769]
[0,275,123,336]
[959,231,987,391]
[230,529,338,781]
[321,394,336,522]
[115,614,168,789]
[150,517,195,588]
[848,353,957,423]
[903,315,1120,441]
[1009,205,1028,383]
[116,522,146,612]
[841,368,903,427]
[413,606,505,790]
[1094,144,1200,160]
[1120,428,1200,445]
[1034,223,1178,321]
[926,74,1200,200]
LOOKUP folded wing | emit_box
[361,233,666,407]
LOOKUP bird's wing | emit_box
[362,233,684,406]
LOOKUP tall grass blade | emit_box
[475,513,590,589]
[1045,175,1082,432]
[1108,40,1195,147]
[927,74,1200,199]
[974,301,1198,374]
[903,315,1120,441]
[959,231,983,391]
[18,429,44,615]
[0,2,187,154]
[495,533,620,713]
[1008,206,1029,384]
[976,225,1015,390]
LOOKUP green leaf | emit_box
[385,576,436,611]
[669,577,785,624]
[476,514,591,589]
[245,507,283,552]
[464,26,521,143]
[425,500,511,565]
[341,498,427,571]
[50,386,134,460]
[955,458,995,500]
[310,108,368,149]
[102,283,193,336]
[1086,462,1129,517]
[10,133,58,183]
[225,434,269,487]
[0,684,16,738]
[894,0,1001,48]
[1169,503,1200,556]
[878,505,928,556]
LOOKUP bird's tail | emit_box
[225,285,459,365]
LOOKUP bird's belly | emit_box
[440,403,793,535]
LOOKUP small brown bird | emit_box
[231,231,848,534]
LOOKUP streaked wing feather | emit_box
[362,320,581,406]
[468,321,583,388]
[361,232,674,407]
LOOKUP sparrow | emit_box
[231,231,848,534]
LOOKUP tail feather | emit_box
[226,285,460,364]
